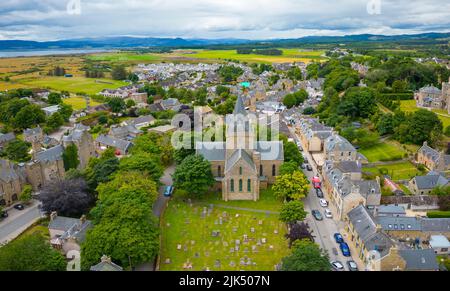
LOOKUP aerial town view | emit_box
[0,0,449,280]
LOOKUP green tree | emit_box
[395,109,443,145]
[19,185,33,205]
[13,104,46,130]
[0,234,66,271]
[126,99,136,108]
[273,171,310,201]
[3,139,30,162]
[119,153,164,181]
[107,97,126,113]
[281,239,330,271]
[111,65,127,80]
[63,143,80,171]
[45,112,64,133]
[337,87,377,119]
[279,201,308,224]
[58,103,74,121]
[284,141,304,167]
[85,156,119,191]
[173,155,215,197]
[283,94,297,109]
[279,161,299,175]
[47,92,62,105]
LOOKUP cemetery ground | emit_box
[159,188,290,271]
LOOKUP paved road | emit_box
[0,202,43,245]
[152,164,175,219]
[287,123,363,271]
[137,165,175,271]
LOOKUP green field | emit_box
[18,76,128,95]
[363,161,425,181]
[359,142,407,163]
[87,52,166,63]
[63,96,102,110]
[183,49,326,64]
[400,100,450,128]
[159,190,289,271]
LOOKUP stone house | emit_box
[90,255,123,271]
[95,134,132,156]
[429,235,450,255]
[49,212,92,255]
[109,125,142,140]
[324,134,358,162]
[62,124,96,169]
[416,141,450,171]
[0,132,15,150]
[0,159,25,206]
[25,145,65,191]
[323,160,381,220]
[122,115,156,129]
[296,118,333,153]
[376,216,450,241]
[408,171,449,195]
[196,96,284,201]
[415,84,446,109]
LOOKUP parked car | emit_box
[324,208,333,218]
[319,199,328,207]
[163,186,174,197]
[312,210,323,221]
[334,233,344,244]
[300,164,306,170]
[13,204,24,211]
[315,188,324,198]
[340,242,351,257]
[0,211,8,219]
[331,261,344,271]
[306,165,313,171]
[303,158,309,164]
[347,260,358,271]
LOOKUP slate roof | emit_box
[124,115,155,127]
[412,173,448,190]
[90,258,123,271]
[377,205,406,216]
[419,85,441,94]
[335,161,361,173]
[0,132,15,144]
[196,142,226,161]
[233,96,248,116]
[35,145,64,163]
[0,159,20,183]
[347,205,394,258]
[225,149,256,173]
[377,216,450,232]
[24,127,42,137]
[325,134,356,152]
[96,135,132,152]
[49,216,92,243]
[398,249,439,271]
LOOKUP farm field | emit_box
[159,190,289,271]
[63,96,102,110]
[181,49,326,64]
[363,161,425,181]
[400,100,450,128]
[87,52,167,63]
[359,142,407,163]
[17,76,128,95]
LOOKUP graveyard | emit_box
[159,191,290,271]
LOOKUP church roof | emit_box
[233,96,247,116]
[225,149,256,173]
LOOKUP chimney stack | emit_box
[50,211,57,221]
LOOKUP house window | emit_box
[400,224,405,230]
[260,165,263,176]
[272,165,276,176]
[218,166,221,177]
[230,179,234,192]
[0,199,5,206]
[407,224,412,229]
[247,179,251,192]
[11,194,18,201]
[388,224,393,229]
[341,152,344,157]
[239,167,243,175]
[394,224,398,230]
[239,179,243,192]
[348,152,351,156]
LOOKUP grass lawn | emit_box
[159,189,289,271]
[87,52,166,63]
[363,161,425,181]
[63,96,102,110]
[400,100,450,128]
[18,76,128,95]
[359,142,407,163]
[182,49,326,64]
[13,219,50,242]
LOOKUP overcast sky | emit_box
[0,0,449,41]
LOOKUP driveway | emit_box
[152,164,175,219]
[0,201,44,245]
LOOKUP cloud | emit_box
[0,0,449,40]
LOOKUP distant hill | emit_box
[0,32,449,51]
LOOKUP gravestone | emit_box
[166,223,171,227]
[229,261,236,267]
[184,245,188,252]
[212,231,220,237]
[194,252,200,258]
[165,258,171,264]
[269,245,274,250]
[235,245,240,251]
[232,227,238,233]
[250,227,255,233]
[252,245,257,252]
[219,217,223,225]
[274,229,279,234]
[258,220,263,225]
[243,234,248,242]
[191,240,195,245]
[223,241,229,247]
[205,251,210,257]
[214,260,221,268]
[177,244,182,250]
[235,239,240,246]
[244,247,249,254]
[230,248,235,254]
[261,238,267,244]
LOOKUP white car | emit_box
[331,261,344,271]
[319,199,328,208]
[324,208,333,218]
